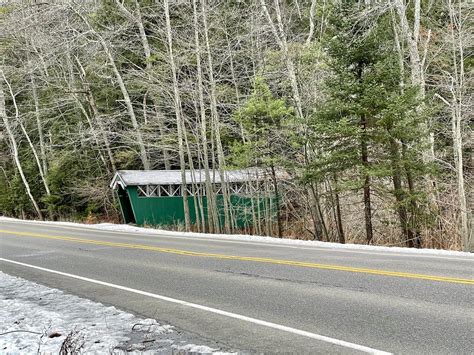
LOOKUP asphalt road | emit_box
[1,219,473,354]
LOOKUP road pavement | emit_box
[1,219,473,354]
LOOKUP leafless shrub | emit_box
[59,330,85,355]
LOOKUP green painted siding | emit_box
[122,186,275,228]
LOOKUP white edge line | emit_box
[3,219,472,261]
[0,257,391,355]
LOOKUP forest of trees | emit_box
[0,0,471,250]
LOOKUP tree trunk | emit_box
[392,13,421,247]
[154,104,172,170]
[448,0,471,251]
[2,72,51,196]
[270,165,282,238]
[0,73,43,220]
[308,184,326,241]
[334,185,345,244]
[115,0,171,169]
[226,32,246,144]
[388,135,415,247]
[193,0,219,233]
[305,0,317,45]
[72,7,150,170]
[29,70,47,175]
[329,175,345,244]
[393,0,438,211]
[260,0,304,120]
[361,114,373,244]
[184,126,201,232]
[261,0,325,240]
[201,0,232,233]
[100,37,150,170]
[163,0,191,231]
[73,95,109,170]
[75,57,117,172]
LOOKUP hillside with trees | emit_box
[0,0,471,250]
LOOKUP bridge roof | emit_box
[110,168,284,189]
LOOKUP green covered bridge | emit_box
[110,169,279,228]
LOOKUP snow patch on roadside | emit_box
[172,344,218,353]
[1,216,472,257]
[0,272,232,354]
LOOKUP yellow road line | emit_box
[1,229,473,285]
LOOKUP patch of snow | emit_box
[0,272,232,354]
[1,216,472,258]
[172,343,237,355]
[173,344,218,354]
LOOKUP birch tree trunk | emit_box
[154,104,172,170]
[393,0,435,162]
[2,72,51,197]
[393,0,438,225]
[226,32,246,144]
[393,2,435,163]
[115,0,171,169]
[29,70,47,175]
[392,11,421,246]
[163,0,191,231]
[113,0,152,70]
[193,0,219,233]
[201,0,233,233]
[260,0,304,120]
[261,0,326,238]
[72,8,150,170]
[73,95,109,170]
[393,0,424,97]
[75,57,117,172]
[99,36,150,170]
[448,0,471,251]
[0,73,43,220]
[305,0,317,45]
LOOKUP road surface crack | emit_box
[215,269,368,292]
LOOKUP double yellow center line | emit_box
[1,229,473,285]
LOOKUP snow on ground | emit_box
[1,216,472,257]
[0,272,232,354]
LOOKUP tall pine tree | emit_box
[309,3,427,246]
